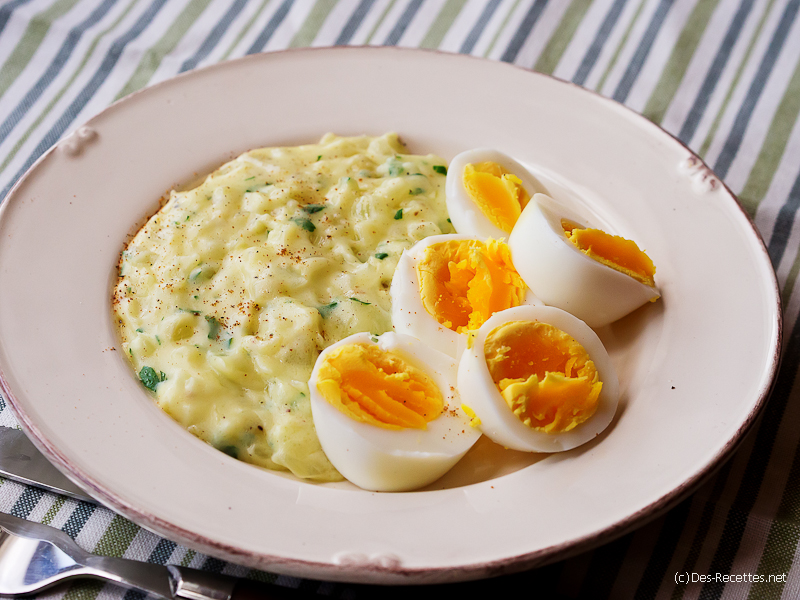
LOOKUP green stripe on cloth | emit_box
[698,0,779,157]
[0,0,141,174]
[64,580,104,600]
[114,0,213,100]
[534,0,594,74]
[41,495,65,525]
[739,53,800,216]
[289,0,338,47]
[93,514,141,556]
[642,0,721,124]
[595,0,648,91]
[220,0,272,59]
[419,0,467,49]
[181,548,196,566]
[0,0,82,101]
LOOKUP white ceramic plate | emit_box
[0,48,781,584]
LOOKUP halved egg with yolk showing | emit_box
[390,234,541,359]
[309,332,481,492]
[458,305,619,453]
[446,149,544,239]
[508,194,660,328]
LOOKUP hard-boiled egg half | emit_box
[446,149,543,239]
[509,194,660,328]
[459,305,619,453]
[309,331,481,492]
[390,234,541,359]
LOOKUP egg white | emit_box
[308,331,481,492]
[458,305,619,453]
[390,233,541,359]
[508,194,660,328]
[446,148,544,239]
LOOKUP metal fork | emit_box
[0,511,302,598]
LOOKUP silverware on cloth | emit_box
[0,427,96,504]
[0,511,305,599]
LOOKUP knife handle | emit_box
[231,578,311,599]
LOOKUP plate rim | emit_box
[0,46,784,583]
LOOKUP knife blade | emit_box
[0,426,96,503]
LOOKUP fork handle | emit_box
[170,565,311,600]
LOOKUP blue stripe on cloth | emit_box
[202,556,227,573]
[148,538,178,563]
[573,0,630,85]
[9,486,43,518]
[0,0,171,202]
[678,0,757,144]
[767,164,800,267]
[335,0,375,45]
[0,0,33,41]
[0,0,120,144]
[613,0,676,102]
[179,0,249,72]
[500,0,549,63]
[383,0,424,45]
[61,500,96,538]
[713,0,800,179]
[459,0,502,54]
[246,0,294,54]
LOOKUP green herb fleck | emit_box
[139,366,165,392]
[155,335,161,345]
[316,302,338,318]
[316,155,322,161]
[179,308,201,316]
[394,209,403,220]
[349,297,371,305]
[387,158,404,177]
[292,218,315,233]
[409,187,424,195]
[433,165,447,175]
[447,218,451,223]
[135,327,144,333]
[245,176,256,181]
[206,316,220,340]
[374,252,389,260]
[302,204,326,214]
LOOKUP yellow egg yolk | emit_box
[484,320,602,433]
[463,162,530,233]
[315,343,444,430]
[416,239,526,334]
[562,220,656,287]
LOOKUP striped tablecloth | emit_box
[0,1,798,598]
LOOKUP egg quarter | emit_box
[308,331,481,492]
[508,194,660,328]
[457,305,620,453]
[389,233,541,359]
[446,148,547,239]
